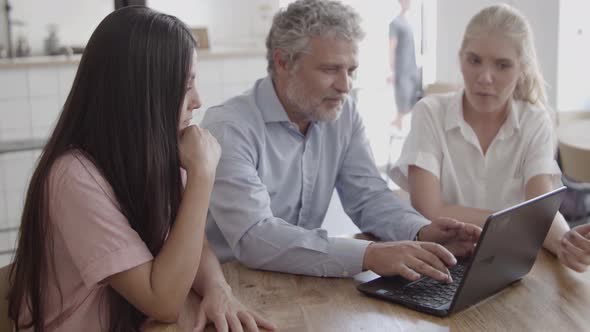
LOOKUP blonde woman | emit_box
[390,4,590,272]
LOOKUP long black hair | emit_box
[8,6,197,331]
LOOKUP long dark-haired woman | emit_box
[7,6,276,332]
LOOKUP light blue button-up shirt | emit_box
[202,76,430,277]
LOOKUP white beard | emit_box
[285,75,343,123]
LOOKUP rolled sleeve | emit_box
[523,113,562,186]
[390,151,441,191]
[389,101,443,190]
[524,158,562,186]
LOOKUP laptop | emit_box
[357,186,567,317]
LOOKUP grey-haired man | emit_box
[202,0,480,281]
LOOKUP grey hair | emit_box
[460,4,547,108]
[265,0,364,76]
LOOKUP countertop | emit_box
[0,47,265,69]
[0,138,46,154]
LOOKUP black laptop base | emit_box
[357,260,522,317]
[357,261,468,317]
[356,187,566,317]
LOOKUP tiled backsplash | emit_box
[0,54,267,266]
[0,150,39,266]
[0,66,75,141]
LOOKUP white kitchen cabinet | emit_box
[0,68,28,99]
[0,99,32,140]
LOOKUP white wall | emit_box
[8,0,113,56]
[149,0,278,48]
[556,0,590,111]
[7,0,279,57]
[147,0,212,31]
[436,0,559,108]
[0,0,7,56]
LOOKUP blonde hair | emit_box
[460,4,547,108]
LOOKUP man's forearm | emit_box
[235,224,371,277]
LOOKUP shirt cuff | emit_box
[389,151,440,191]
[406,214,431,241]
[524,159,562,186]
[328,237,372,277]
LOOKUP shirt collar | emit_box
[496,99,521,139]
[443,91,464,131]
[444,89,521,138]
[256,76,292,123]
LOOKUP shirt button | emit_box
[342,271,349,277]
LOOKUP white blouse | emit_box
[389,90,561,211]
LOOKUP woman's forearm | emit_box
[107,173,215,322]
[432,204,494,227]
[543,211,570,254]
[524,175,570,256]
[149,174,213,313]
[192,239,231,296]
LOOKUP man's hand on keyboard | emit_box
[362,241,455,283]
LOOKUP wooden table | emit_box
[149,250,590,331]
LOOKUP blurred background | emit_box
[1,0,589,265]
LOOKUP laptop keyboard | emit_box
[383,263,467,308]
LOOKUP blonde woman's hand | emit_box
[558,223,590,272]
[418,217,481,257]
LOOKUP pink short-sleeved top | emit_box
[19,151,155,331]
